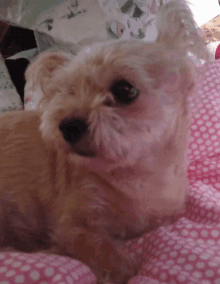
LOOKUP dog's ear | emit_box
[25,52,71,91]
[146,51,195,98]
[156,0,207,61]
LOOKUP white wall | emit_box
[187,0,220,27]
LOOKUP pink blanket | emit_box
[1,60,220,284]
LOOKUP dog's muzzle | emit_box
[59,118,96,157]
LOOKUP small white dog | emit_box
[0,0,207,283]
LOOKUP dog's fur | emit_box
[0,1,207,283]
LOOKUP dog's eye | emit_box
[110,80,138,105]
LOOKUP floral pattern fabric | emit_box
[0,55,22,114]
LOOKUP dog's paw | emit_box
[105,251,137,284]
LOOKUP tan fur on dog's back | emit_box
[0,110,61,204]
[0,110,140,283]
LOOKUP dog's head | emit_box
[25,40,194,173]
[24,0,207,173]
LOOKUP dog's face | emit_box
[26,40,194,175]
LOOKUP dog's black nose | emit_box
[59,119,88,144]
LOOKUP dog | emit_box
[0,0,207,283]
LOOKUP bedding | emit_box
[0,58,220,284]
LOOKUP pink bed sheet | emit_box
[1,60,220,284]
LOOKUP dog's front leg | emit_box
[52,225,137,284]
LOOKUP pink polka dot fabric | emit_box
[2,60,220,284]
[0,253,96,283]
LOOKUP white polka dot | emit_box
[160,254,167,260]
[12,261,22,268]
[160,272,167,280]
[201,230,209,237]
[207,239,216,246]
[4,259,13,265]
[166,260,174,265]
[188,254,196,261]
[5,270,16,277]
[71,272,78,280]
[0,254,6,259]
[18,255,26,260]
[15,275,25,283]
[170,251,177,257]
[177,275,186,282]
[214,279,220,284]
[53,274,62,281]
[206,270,214,277]
[169,269,178,275]
[158,243,165,249]
[1,282,9,284]
[180,249,189,255]
[137,248,142,254]
[200,254,209,260]
[200,145,206,151]
[27,259,36,264]
[184,264,193,270]
[138,237,144,244]
[173,245,181,250]
[192,271,203,278]
[30,271,40,281]
[130,252,135,258]
[164,247,171,252]
[35,263,45,268]
[181,229,188,236]
[208,261,218,267]
[192,124,198,129]
[59,267,67,273]
[45,267,54,277]
[203,133,209,139]
[161,265,170,270]
[0,267,7,273]
[211,230,219,238]
[20,265,31,271]
[196,262,205,269]
[207,249,214,255]
[206,121,213,126]
[66,276,73,284]
[152,267,159,275]
[11,253,19,257]
[177,257,185,263]
[203,115,209,120]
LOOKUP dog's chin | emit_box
[52,136,129,172]
[67,153,119,172]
